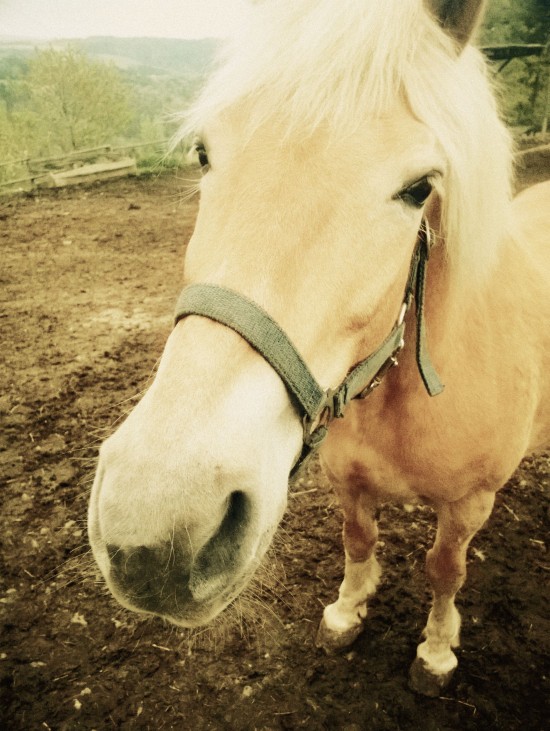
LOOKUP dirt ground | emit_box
[1,152,549,731]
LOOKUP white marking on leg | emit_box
[414,491,495,684]
[322,554,381,633]
[415,601,461,675]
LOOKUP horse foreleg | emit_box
[409,490,495,696]
[316,491,380,653]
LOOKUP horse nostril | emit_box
[189,490,251,600]
[225,490,248,531]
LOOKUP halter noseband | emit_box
[174,220,443,473]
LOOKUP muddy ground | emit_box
[1,152,549,731]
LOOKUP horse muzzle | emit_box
[89,477,272,625]
[87,312,304,625]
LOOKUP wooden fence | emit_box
[483,43,550,133]
[0,139,176,193]
[482,43,546,69]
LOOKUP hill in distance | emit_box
[0,36,220,76]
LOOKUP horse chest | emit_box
[320,387,509,505]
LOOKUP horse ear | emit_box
[428,0,487,50]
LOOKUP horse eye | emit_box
[194,141,210,172]
[395,176,434,208]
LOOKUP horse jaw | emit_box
[88,317,302,627]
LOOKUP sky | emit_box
[0,0,249,40]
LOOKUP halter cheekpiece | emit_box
[174,219,443,473]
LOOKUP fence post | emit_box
[542,43,550,136]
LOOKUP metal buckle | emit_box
[302,387,340,448]
[302,415,330,449]
[357,352,401,399]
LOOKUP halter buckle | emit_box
[357,351,401,399]
[302,386,344,448]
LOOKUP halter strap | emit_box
[174,220,443,472]
[175,282,326,419]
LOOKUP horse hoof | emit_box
[315,617,364,654]
[408,657,456,697]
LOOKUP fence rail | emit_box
[0,139,178,192]
[482,44,545,62]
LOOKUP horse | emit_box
[88,0,550,696]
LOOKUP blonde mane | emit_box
[184,0,514,291]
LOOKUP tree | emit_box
[481,0,549,131]
[483,0,549,44]
[26,47,134,154]
[0,55,29,114]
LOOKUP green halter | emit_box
[174,220,443,473]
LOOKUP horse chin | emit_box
[162,574,255,629]
[100,550,265,629]
[105,573,250,629]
